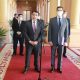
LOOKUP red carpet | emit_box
[4,47,80,80]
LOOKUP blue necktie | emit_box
[59,18,61,27]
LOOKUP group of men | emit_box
[12,6,70,74]
[12,14,25,56]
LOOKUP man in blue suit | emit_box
[63,11,70,58]
[23,11,44,73]
[48,6,68,73]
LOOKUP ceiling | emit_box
[17,0,36,2]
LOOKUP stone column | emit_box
[0,0,8,28]
[70,0,80,28]
[49,0,58,18]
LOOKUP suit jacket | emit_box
[24,19,44,44]
[12,17,25,37]
[12,17,19,34]
[48,17,68,45]
[18,21,26,38]
[64,18,70,41]
[67,18,70,36]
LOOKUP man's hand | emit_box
[29,41,34,46]
[34,41,38,45]
[17,31,21,35]
[49,41,53,46]
[29,41,38,46]
[64,42,68,46]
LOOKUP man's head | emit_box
[31,11,38,21]
[18,14,23,21]
[63,11,68,18]
[57,6,63,18]
[37,12,41,20]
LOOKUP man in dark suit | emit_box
[63,11,70,58]
[48,6,68,73]
[23,11,44,73]
[12,14,24,56]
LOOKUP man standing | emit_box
[12,14,24,56]
[63,11,70,58]
[48,6,68,73]
[23,11,44,73]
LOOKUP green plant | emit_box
[0,27,8,37]
[8,19,13,27]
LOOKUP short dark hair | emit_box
[63,10,67,13]
[14,13,17,16]
[18,14,23,17]
[32,11,39,15]
[56,6,63,11]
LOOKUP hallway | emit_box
[0,0,80,47]
[0,0,80,80]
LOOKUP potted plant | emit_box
[8,19,13,42]
[8,19,13,27]
[0,27,8,47]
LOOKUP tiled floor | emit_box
[67,48,80,69]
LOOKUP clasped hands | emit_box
[17,31,21,35]
[29,40,38,46]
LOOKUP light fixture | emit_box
[26,0,28,4]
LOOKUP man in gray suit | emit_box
[23,11,44,73]
[63,11,70,58]
[48,6,68,73]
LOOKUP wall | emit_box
[17,1,36,14]
[61,0,71,18]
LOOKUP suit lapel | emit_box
[29,20,34,33]
[57,17,64,30]
[55,17,59,29]
[60,18,64,29]
[36,20,39,31]
[35,20,40,34]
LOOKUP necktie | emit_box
[59,18,61,27]
[33,21,36,32]
[19,21,21,26]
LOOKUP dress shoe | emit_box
[23,68,29,74]
[35,67,40,72]
[50,67,55,72]
[57,68,62,73]
[20,54,24,56]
